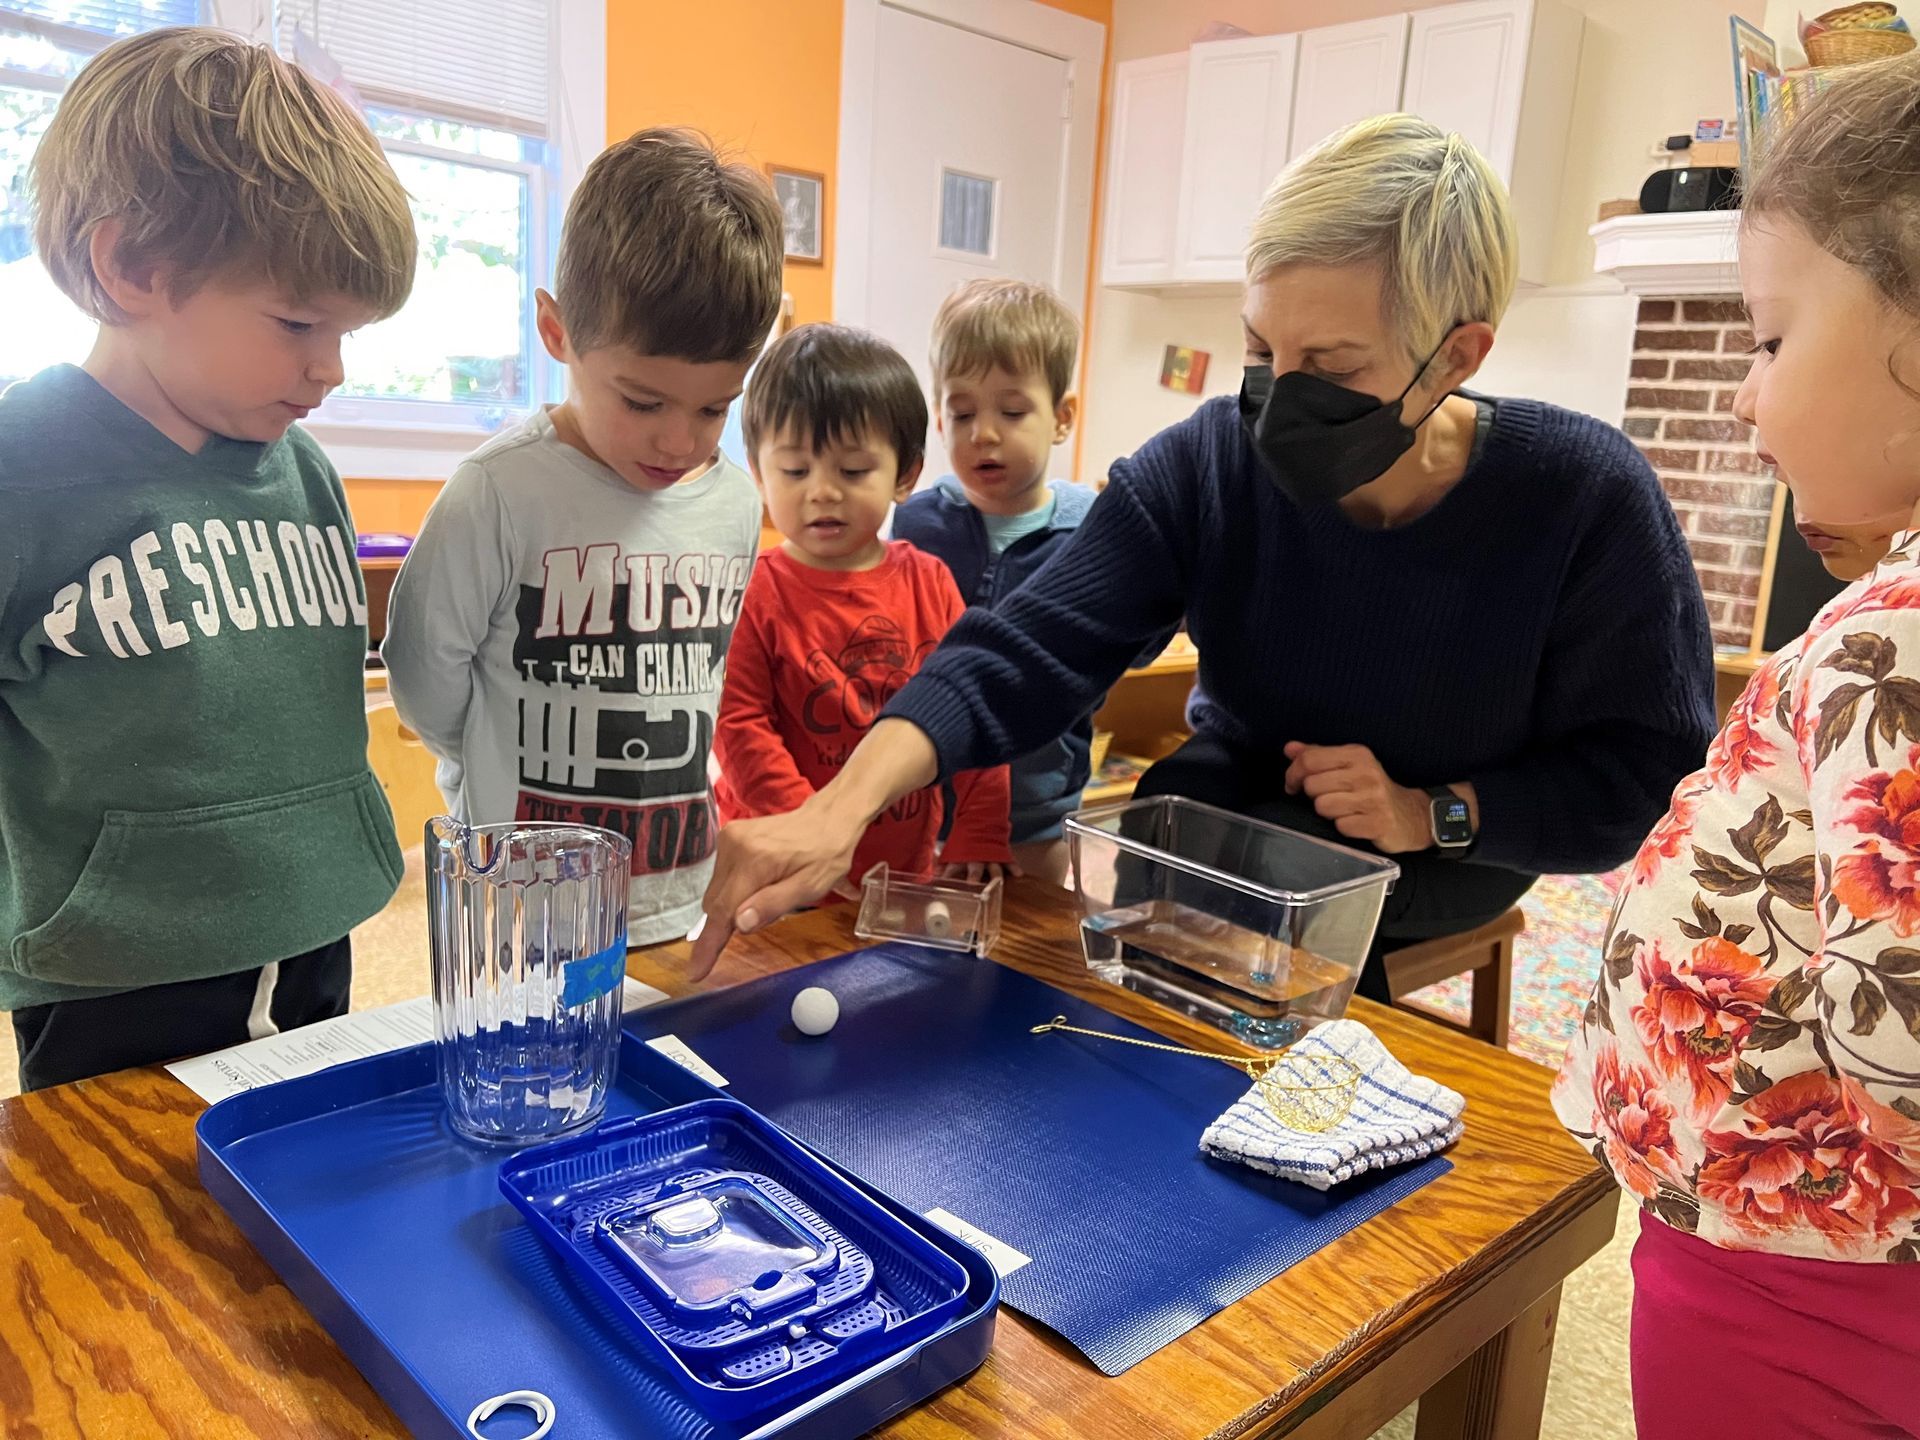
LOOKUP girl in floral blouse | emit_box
[1555,54,1920,1439]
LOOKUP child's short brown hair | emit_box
[929,277,1079,404]
[555,128,784,364]
[1745,51,1920,317]
[743,324,928,476]
[32,27,415,323]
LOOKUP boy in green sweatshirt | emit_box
[0,28,418,1090]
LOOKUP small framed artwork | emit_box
[1159,344,1210,396]
[768,165,825,266]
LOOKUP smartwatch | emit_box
[1426,786,1475,851]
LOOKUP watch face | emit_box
[1432,794,1474,847]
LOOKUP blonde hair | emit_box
[929,277,1079,403]
[1744,52,1920,320]
[32,26,415,323]
[1245,114,1518,362]
[556,128,784,363]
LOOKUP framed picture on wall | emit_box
[769,166,825,266]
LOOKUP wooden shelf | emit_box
[1094,636,1198,765]
[1082,774,1142,805]
[1129,634,1198,677]
[1714,650,1766,678]
[1713,649,1769,723]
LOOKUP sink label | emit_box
[925,1208,1033,1277]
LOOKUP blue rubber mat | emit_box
[627,945,1450,1374]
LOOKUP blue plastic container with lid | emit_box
[498,1097,973,1418]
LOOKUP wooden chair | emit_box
[1380,907,1524,1049]
[365,687,443,849]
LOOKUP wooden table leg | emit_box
[1412,1284,1562,1440]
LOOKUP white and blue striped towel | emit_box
[1200,1018,1466,1191]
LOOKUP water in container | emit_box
[427,817,631,1145]
[1066,796,1398,1047]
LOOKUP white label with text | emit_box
[924,1208,1033,1278]
[645,1034,729,1088]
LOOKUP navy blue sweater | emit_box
[886,395,1716,876]
[895,477,1100,842]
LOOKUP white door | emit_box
[1289,15,1410,162]
[858,4,1079,484]
[1402,0,1533,182]
[1099,54,1188,288]
[1172,34,1298,284]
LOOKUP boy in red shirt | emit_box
[715,325,1012,881]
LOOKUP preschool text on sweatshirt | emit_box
[0,365,402,1009]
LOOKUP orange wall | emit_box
[606,0,843,325]
[603,0,1109,329]
[344,477,440,535]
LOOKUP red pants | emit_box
[1632,1212,1920,1439]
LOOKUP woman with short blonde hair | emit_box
[693,115,1716,1003]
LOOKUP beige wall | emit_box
[1555,0,1764,283]
[1079,0,1764,485]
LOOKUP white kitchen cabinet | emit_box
[1288,15,1410,163]
[1171,34,1298,284]
[1098,53,1189,287]
[1099,0,1582,291]
[1401,0,1583,283]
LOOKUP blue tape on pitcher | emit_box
[560,936,628,1009]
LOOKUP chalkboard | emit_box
[1760,488,1848,652]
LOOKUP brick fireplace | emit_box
[1626,297,1774,648]
[1588,212,1773,650]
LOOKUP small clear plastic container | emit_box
[854,864,1002,957]
[1065,796,1399,1048]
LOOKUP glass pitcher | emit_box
[427,817,631,1146]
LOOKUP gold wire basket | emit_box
[1030,1016,1361,1133]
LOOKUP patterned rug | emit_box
[1409,870,1623,1068]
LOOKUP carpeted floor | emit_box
[1413,869,1622,1066]
[0,862,1636,1436]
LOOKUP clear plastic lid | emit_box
[599,1174,840,1319]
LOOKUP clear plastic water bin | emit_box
[1065,796,1399,1048]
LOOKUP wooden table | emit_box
[0,885,1616,1440]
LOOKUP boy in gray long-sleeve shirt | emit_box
[384,129,784,945]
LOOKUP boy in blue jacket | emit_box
[895,279,1107,886]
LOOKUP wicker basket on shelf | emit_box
[1090,730,1113,776]
[1806,25,1915,64]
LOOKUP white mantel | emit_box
[1589,211,1742,297]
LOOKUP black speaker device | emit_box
[1639,166,1739,214]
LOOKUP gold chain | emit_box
[1029,1015,1356,1093]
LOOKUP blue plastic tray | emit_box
[498,1099,972,1416]
[196,1034,998,1439]
[625,944,1452,1375]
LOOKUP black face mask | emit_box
[1238,339,1451,507]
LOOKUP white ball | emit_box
[790,986,840,1037]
